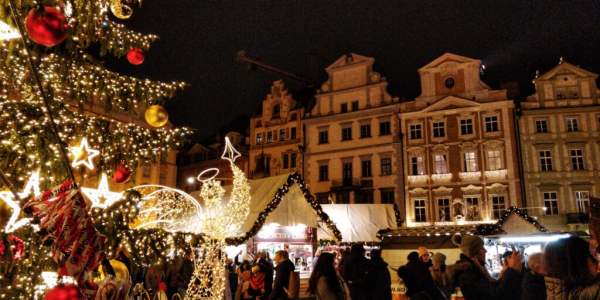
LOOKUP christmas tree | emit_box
[0,0,194,298]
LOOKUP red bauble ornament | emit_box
[113,163,132,183]
[126,48,145,65]
[44,284,83,300]
[25,6,68,47]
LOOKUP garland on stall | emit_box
[475,206,548,236]
[225,172,342,245]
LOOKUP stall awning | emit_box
[318,204,398,243]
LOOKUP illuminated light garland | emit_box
[0,171,41,233]
[475,206,548,236]
[69,138,100,170]
[81,173,123,209]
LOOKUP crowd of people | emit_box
[396,235,600,300]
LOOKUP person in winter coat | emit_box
[270,250,296,300]
[308,252,347,300]
[544,236,600,300]
[520,252,546,300]
[430,252,451,298]
[342,244,373,300]
[256,252,274,298]
[370,249,392,300]
[397,252,443,299]
[448,235,523,300]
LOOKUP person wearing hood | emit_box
[521,252,546,300]
[369,249,392,300]
[448,235,523,300]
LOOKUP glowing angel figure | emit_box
[186,137,251,300]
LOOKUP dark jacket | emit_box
[397,260,444,300]
[270,259,295,300]
[521,271,546,300]
[371,258,392,300]
[342,256,373,300]
[258,259,274,298]
[449,254,523,300]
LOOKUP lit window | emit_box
[433,121,445,138]
[484,116,499,132]
[414,199,427,222]
[437,198,450,222]
[460,119,474,135]
[466,197,481,221]
[267,131,273,143]
[570,149,585,171]
[575,191,590,213]
[543,192,559,215]
[255,133,262,144]
[434,154,448,174]
[463,151,478,172]
[487,150,503,171]
[492,196,506,219]
[410,155,424,175]
[410,124,422,140]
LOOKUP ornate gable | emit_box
[261,80,297,122]
[536,61,598,82]
[325,53,374,71]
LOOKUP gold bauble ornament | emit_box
[144,105,169,128]
[98,259,130,282]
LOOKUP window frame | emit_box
[492,195,506,219]
[463,150,478,172]
[341,126,353,141]
[460,118,474,136]
[318,164,329,182]
[360,123,372,138]
[575,191,590,214]
[484,115,499,133]
[409,123,423,140]
[569,148,585,171]
[380,189,395,204]
[543,192,559,215]
[380,157,392,176]
[318,129,329,144]
[432,121,446,138]
[535,118,549,133]
[566,117,580,132]
[486,149,503,171]
[414,199,427,222]
[361,159,372,178]
[379,120,391,136]
[539,150,553,172]
[437,198,451,222]
[433,153,448,174]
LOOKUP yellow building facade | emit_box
[519,60,600,231]
[304,54,402,205]
[249,80,304,178]
[400,53,521,226]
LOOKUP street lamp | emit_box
[186,176,196,185]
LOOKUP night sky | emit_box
[112,0,600,140]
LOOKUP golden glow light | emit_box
[69,137,100,170]
[81,173,123,209]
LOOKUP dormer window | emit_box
[445,77,455,89]
[272,104,280,119]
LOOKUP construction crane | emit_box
[236,50,315,88]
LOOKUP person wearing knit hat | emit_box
[447,234,523,300]
[430,252,451,298]
[417,246,432,266]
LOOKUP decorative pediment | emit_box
[461,185,482,193]
[537,61,598,81]
[409,187,428,196]
[326,53,374,71]
[432,186,453,195]
[486,183,508,194]
[419,52,480,72]
[420,96,481,113]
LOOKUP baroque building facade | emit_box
[303,53,402,205]
[249,80,304,178]
[519,60,600,231]
[400,53,522,226]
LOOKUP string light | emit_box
[0,171,41,233]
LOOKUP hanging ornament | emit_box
[126,48,145,65]
[144,105,169,128]
[113,162,132,183]
[100,20,110,30]
[69,138,100,170]
[25,6,68,47]
[110,0,134,19]
[43,284,83,300]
